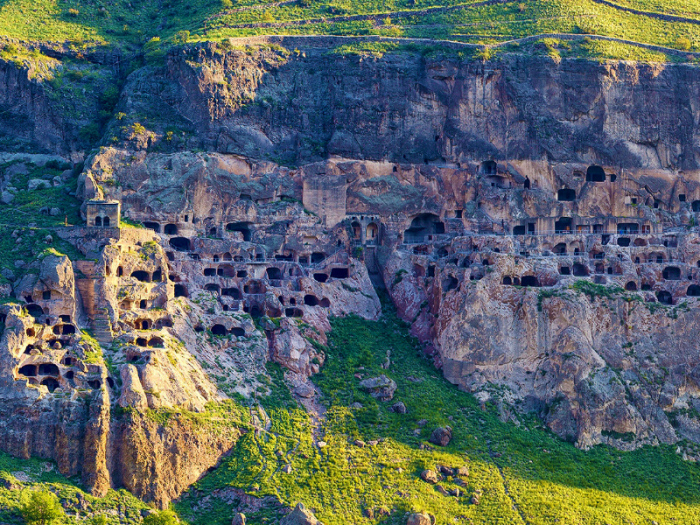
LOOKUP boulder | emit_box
[429,426,452,447]
[293,384,315,398]
[420,469,438,484]
[406,512,434,525]
[358,375,397,401]
[280,503,322,525]
[390,401,407,413]
[456,466,469,477]
[28,179,50,191]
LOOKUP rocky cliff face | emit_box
[111,40,700,169]
[3,38,700,505]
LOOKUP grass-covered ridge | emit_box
[173,304,700,524]
[3,0,700,60]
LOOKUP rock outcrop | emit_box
[5,36,700,508]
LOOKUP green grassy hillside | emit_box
[3,302,699,523]
[2,0,700,60]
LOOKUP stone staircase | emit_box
[91,310,113,345]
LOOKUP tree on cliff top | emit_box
[20,489,64,525]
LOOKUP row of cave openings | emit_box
[481,163,616,190]
[143,221,254,241]
[171,267,350,302]
[195,324,246,337]
[17,358,112,393]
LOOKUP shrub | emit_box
[221,0,233,7]
[67,8,79,17]
[173,30,190,44]
[20,489,64,525]
[677,37,692,51]
[143,510,180,525]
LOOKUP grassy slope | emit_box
[173,304,700,525]
[0,450,149,524]
[1,0,700,60]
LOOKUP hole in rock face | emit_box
[285,308,303,318]
[625,281,638,291]
[688,285,700,297]
[211,324,227,336]
[586,165,606,182]
[39,363,59,375]
[320,298,330,308]
[403,213,445,243]
[222,287,241,299]
[26,304,44,318]
[304,295,319,306]
[19,364,37,376]
[164,224,178,235]
[266,267,282,280]
[131,271,150,282]
[330,267,349,279]
[557,188,576,201]
[88,379,101,389]
[174,284,188,298]
[313,273,328,283]
[521,275,540,287]
[662,266,681,280]
[107,377,115,388]
[656,290,673,305]
[226,222,252,241]
[148,337,164,348]
[502,276,512,285]
[231,327,245,337]
[169,237,191,252]
[41,377,59,392]
[144,222,160,232]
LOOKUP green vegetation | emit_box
[0,449,149,524]
[2,0,700,60]
[174,302,700,524]
[20,489,64,525]
[143,510,181,525]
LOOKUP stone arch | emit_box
[553,243,567,255]
[625,281,638,291]
[366,222,378,241]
